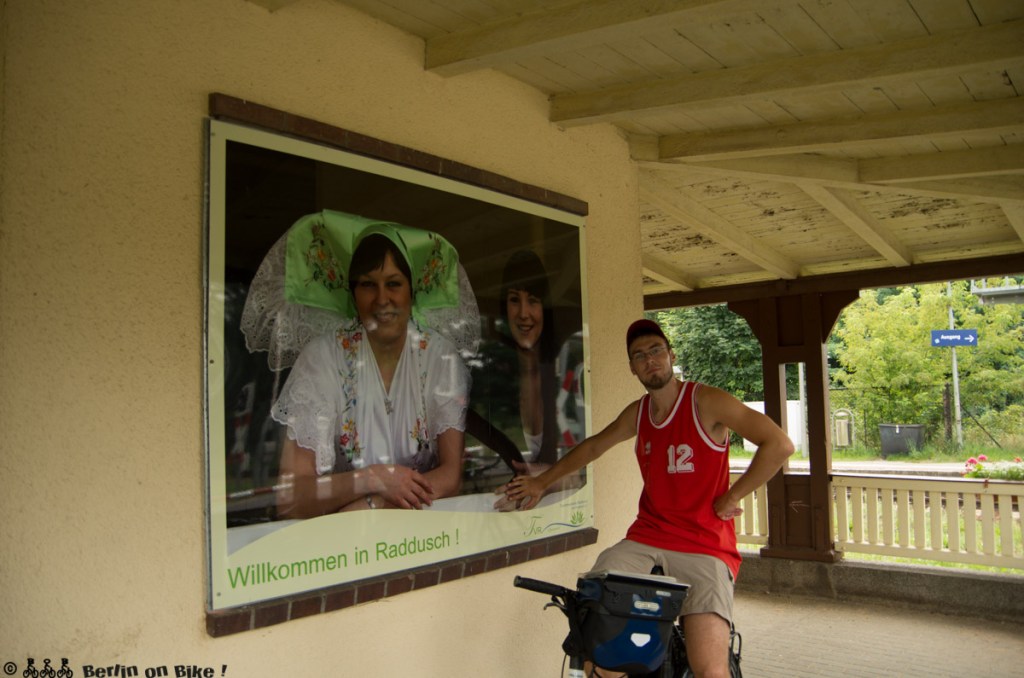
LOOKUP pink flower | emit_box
[978,454,988,462]
[967,457,978,465]
[1016,457,1022,463]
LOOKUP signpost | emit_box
[935,282,978,448]
[931,329,978,347]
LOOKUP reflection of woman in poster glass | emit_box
[500,250,561,466]
[490,251,586,509]
[241,210,479,517]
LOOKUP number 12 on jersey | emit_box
[668,444,695,474]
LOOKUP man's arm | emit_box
[504,400,641,510]
[696,385,794,520]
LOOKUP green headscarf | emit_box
[283,210,460,326]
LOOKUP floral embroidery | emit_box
[336,320,363,464]
[409,417,429,451]
[416,235,448,296]
[338,326,362,358]
[333,319,439,472]
[304,223,346,292]
[338,418,361,462]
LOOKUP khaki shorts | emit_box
[590,539,734,623]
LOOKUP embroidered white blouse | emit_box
[272,319,470,475]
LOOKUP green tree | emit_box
[831,286,948,443]
[649,305,765,401]
[830,281,1024,448]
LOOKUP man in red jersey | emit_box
[504,319,793,678]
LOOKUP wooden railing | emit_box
[832,474,1023,569]
[729,472,769,547]
[730,471,1024,569]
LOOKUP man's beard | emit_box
[638,368,673,391]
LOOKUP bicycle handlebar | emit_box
[513,575,572,598]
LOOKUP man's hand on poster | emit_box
[491,461,543,511]
[494,460,585,511]
[498,472,548,511]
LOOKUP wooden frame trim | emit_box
[207,529,598,636]
[208,93,588,216]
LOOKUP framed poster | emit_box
[204,117,592,610]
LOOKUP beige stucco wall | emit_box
[0,0,647,675]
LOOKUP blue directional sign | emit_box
[931,329,978,347]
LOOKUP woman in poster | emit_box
[241,210,480,517]
[484,250,586,509]
[500,249,562,466]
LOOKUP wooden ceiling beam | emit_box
[653,156,860,184]
[243,0,300,10]
[424,0,772,75]
[644,158,1024,203]
[880,178,1024,204]
[798,183,913,267]
[642,254,697,292]
[658,98,1024,161]
[861,145,1024,183]
[641,171,801,279]
[644,253,1024,309]
[1002,203,1024,244]
[551,19,1024,125]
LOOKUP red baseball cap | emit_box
[626,319,669,352]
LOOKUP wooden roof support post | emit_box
[729,289,857,562]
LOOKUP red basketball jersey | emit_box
[625,381,741,579]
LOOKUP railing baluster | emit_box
[964,493,978,555]
[757,484,768,538]
[980,494,996,556]
[945,491,960,554]
[851,485,863,544]
[912,489,925,550]
[835,484,849,543]
[882,488,895,546]
[867,486,879,546]
[743,492,754,536]
[897,489,910,548]
[929,490,942,552]
[1018,492,1024,559]
[998,494,1014,558]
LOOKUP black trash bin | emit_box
[878,424,924,458]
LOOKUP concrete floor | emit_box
[734,589,1024,677]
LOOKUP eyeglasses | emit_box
[630,345,669,363]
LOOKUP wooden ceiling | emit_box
[262,0,1024,307]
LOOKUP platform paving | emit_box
[733,589,1024,677]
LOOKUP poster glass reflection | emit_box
[204,119,591,609]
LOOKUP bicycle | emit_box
[515,570,742,677]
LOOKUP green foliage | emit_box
[831,286,948,435]
[830,281,1024,450]
[651,280,1024,458]
[648,305,769,401]
[965,404,1024,449]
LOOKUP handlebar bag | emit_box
[563,570,689,674]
